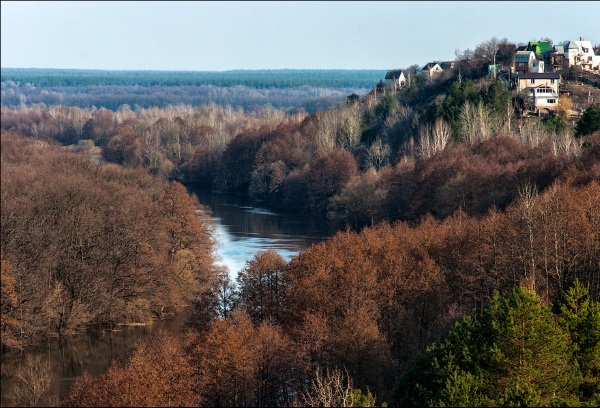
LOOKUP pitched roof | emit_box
[578,40,595,53]
[527,41,552,54]
[385,69,405,80]
[519,72,560,79]
[420,62,442,71]
[515,51,535,63]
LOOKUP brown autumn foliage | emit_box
[101,124,144,167]
[281,180,598,401]
[382,135,564,221]
[3,102,596,229]
[60,172,598,406]
[236,249,289,325]
[1,258,21,350]
[177,175,597,405]
[184,309,305,407]
[185,310,259,407]
[2,101,599,405]
[1,130,215,348]
[307,148,359,213]
[62,331,199,407]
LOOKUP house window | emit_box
[530,79,535,84]
[548,99,556,104]
[518,62,524,67]
[537,86,553,94]
[550,79,555,84]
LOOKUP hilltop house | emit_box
[527,41,552,57]
[514,51,536,76]
[385,69,406,90]
[439,61,456,70]
[531,59,545,73]
[550,44,566,69]
[564,39,600,70]
[517,72,561,111]
[418,62,443,77]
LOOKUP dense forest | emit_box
[1,69,385,113]
[1,133,215,347]
[2,37,600,406]
[0,68,387,88]
[2,74,598,228]
[3,128,599,405]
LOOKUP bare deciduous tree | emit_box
[431,117,452,153]
[552,131,581,158]
[460,101,493,145]
[366,138,391,170]
[419,118,451,158]
[517,182,539,292]
[336,103,362,150]
[299,367,372,407]
[9,355,54,407]
[474,37,500,67]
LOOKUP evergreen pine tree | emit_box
[560,279,600,403]
[393,285,582,407]
[483,286,580,406]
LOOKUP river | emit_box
[194,190,333,276]
[0,191,332,406]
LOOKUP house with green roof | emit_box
[527,41,552,56]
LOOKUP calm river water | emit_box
[194,190,333,276]
[0,191,332,406]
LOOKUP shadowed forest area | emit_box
[1,61,600,406]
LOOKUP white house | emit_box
[384,69,407,89]
[517,72,561,110]
[565,39,600,70]
[530,59,544,73]
[514,51,536,75]
[418,62,443,77]
[439,61,456,70]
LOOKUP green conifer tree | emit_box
[559,279,600,403]
[484,286,580,406]
[393,285,582,407]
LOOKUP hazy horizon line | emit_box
[1,67,390,72]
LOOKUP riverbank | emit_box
[1,190,334,407]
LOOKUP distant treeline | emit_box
[1,69,387,113]
[0,68,387,88]
[1,83,365,113]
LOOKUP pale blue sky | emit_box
[2,1,599,71]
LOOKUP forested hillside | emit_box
[2,40,600,406]
[2,76,598,229]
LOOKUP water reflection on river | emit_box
[194,190,333,277]
[1,191,332,406]
[0,310,191,407]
